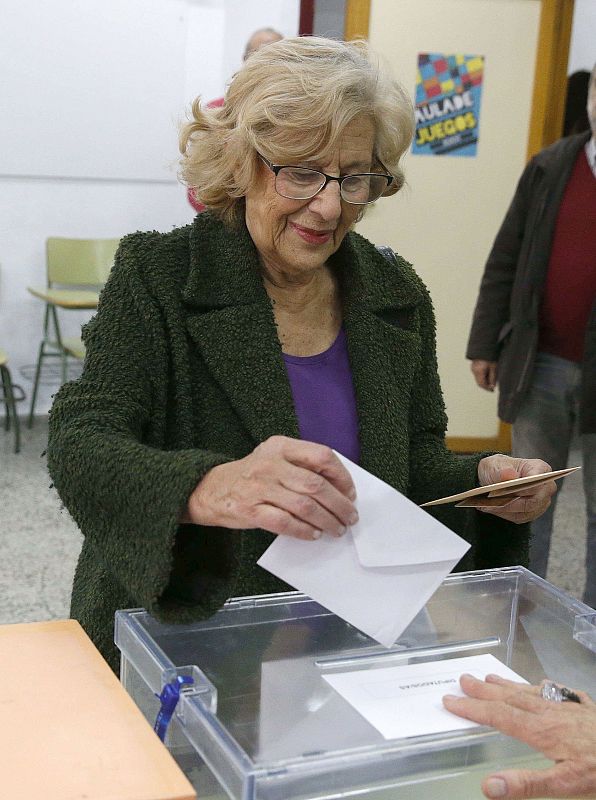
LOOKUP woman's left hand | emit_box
[476,454,556,524]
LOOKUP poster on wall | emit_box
[412,53,485,157]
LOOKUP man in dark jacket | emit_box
[466,64,596,607]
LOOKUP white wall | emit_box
[568,0,596,74]
[2,0,189,181]
[221,0,299,93]
[0,0,299,418]
[185,2,227,106]
[184,0,299,107]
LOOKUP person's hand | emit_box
[476,454,556,524]
[443,673,596,799]
[471,360,498,391]
[184,436,357,540]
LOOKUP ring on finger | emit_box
[540,680,581,704]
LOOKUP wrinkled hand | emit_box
[184,436,357,540]
[471,359,498,391]
[476,454,556,524]
[443,674,596,799]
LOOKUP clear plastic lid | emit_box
[116,567,596,800]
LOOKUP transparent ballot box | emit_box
[116,567,596,800]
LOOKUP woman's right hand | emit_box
[184,436,358,540]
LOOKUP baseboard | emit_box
[447,423,512,454]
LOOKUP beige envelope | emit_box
[420,466,580,509]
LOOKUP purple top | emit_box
[283,327,360,464]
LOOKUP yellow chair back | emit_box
[47,238,120,286]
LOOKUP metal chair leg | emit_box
[28,340,46,428]
[61,350,69,385]
[48,305,69,385]
[11,384,21,454]
[1,366,10,432]
[1,365,20,453]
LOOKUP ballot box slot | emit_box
[314,636,501,669]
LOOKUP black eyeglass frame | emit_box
[257,154,395,205]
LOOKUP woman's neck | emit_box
[262,264,342,356]
[263,265,331,311]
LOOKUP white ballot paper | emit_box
[257,452,470,647]
[323,653,528,740]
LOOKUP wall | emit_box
[568,0,596,73]
[313,0,346,39]
[221,0,299,91]
[0,0,299,417]
[360,0,541,438]
[2,0,188,181]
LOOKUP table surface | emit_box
[0,619,195,800]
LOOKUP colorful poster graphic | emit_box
[412,53,484,157]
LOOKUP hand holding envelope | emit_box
[474,455,572,524]
[258,452,470,648]
[257,453,580,648]
[421,466,580,509]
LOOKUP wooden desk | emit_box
[0,619,195,800]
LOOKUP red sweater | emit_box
[539,149,596,363]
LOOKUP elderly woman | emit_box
[48,37,554,672]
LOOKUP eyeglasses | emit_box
[257,154,394,205]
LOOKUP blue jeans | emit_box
[512,352,596,608]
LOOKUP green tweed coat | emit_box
[47,213,529,672]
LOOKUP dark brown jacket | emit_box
[466,132,596,433]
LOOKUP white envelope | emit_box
[257,453,470,648]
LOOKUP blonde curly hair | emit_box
[179,36,414,226]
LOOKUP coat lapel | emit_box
[344,308,420,489]
[184,215,299,445]
[335,235,423,488]
[183,216,423,474]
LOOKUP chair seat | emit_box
[27,287,100,309]
[62,337,86,360]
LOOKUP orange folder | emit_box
[0,619,196,800]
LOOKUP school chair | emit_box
[27,237,119,425]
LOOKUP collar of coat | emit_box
[532,130,591,172]
[182,211,422,313]
[180,212,424,479]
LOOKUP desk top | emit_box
[0,619,195,800]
